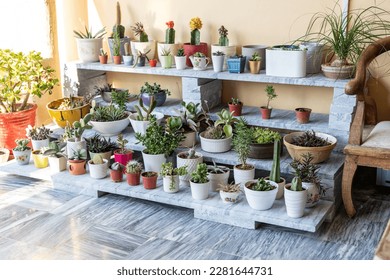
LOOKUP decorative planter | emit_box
[300,42,324,74]
[264,176,286,200]
[130,40,156,62]
[211,54,225,72]
[126,172,141,186]
[220,190,240,204]
[31,138,50,151]
[110,167,124,183]
[228,102,243,116]
[190,180,210,200]
[180,131,196,148]
[199,132,232,153]
[244,180,278,210]
[88,159,108,179]
[157,43,181,65]
[190,55,210,71]
[113,149,133,166]
[149,59,157,67]
[129,112,164,135]
[242,45,267,71]
[90,116,130,136]
[13,149,31,165]
[233,164,255,187]
[321,63,354,79]
[174,56,186,70]
[266,46,306,78]
[99,55,108,64]
[295,108,312,124]
[141,171,158,189]
[303,182,320,208]
[0,148,10,163]
[32,151,48,168]
[68,159,87,175]
[108,37,130,62]
[66,139,87,158]
[260,107,272,119]
[113,55,122,64]
[248,60,261,74]
[123,55,134,66]
[142,150,166,174]
[283,131,337,164]
[211,44,237,70]
[177,151,203,186]
[227,56,246,73]
[46,98,90,128]
[284,183,307,218]
[207,165,230,192]
[48,156,67,172]
[160,55,173,69]
[0,103,37,151]
[75,38,103,62]
[183,42,208,67]
[163,175,180,193]
[140,92,167,107]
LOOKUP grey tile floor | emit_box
[0,167,389,260]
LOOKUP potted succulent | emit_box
[122,42,134,66]
[108,1,130,61]
[89,103,130,136]
[0,148,10,163]
[128,97,164,135]
[175,48,186,70]
[110,162,125,183]
[244,178,278,211]
[248,127,281,159]
[25,125,52,151]
[265,45,306,78]
[112,31,122,64]
[283,130,337,164]
[73,25,106,62]
[233,118,255,186]
[183,17,208,67]
[133,49,151,67]
[159,48,173,69]
[63,114,92,157]
[160,162,188,193]
[211,50,225,73]
[32,147,49,169]
[228,97,243,117]
[207,161,230,192]
[113,134,133,166]
[295,107,312,124]
[177,146,203,186]
[260,85,277,119]
[211,26,236,70]
[290,153,322,208]
[199,109,238,153]
[68,148,87,175]
[227,55,246,73]
[189,52,210,71]
[99,48,108,64]
[264,139,286,200]
[248,52,261,74]
[190,163,210,200]
[130,22,156,64]
[284,177,307,218]
[140,82,171,107]
[217,182,241,204]
[43,140,67,172]
[125,160,143,186]
[88,154,108,179]
[13,139,31,165]
[157,21,180,67]
[141,171,158,189]
[0,49,59,150]
[84,134,117,163]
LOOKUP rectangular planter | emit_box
[227,56,246,73]
[266,46,307,77]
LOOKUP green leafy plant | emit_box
[0,49,59,113]
[290,176,303,191]
[160,162,188,177]
[73,26,106,39]
[291,130,330,147]
[116,134,129,154]
[112,1,125,38]
[214,109,238,138]
[91,104,127,122]
[111,89,130,110]
[176,48,185,57]
[25,125,52,140]
[112,31,121,56]
[84,134,117,153]
[249,178,276,191]
[250,52,260,61]
[290,153,321,185]
[264,85,277,109]
[251,128,281,144]
[13,139,30,151]
[218,25,229,46]
[131,22,149,42]
[125,160,143,174]
[175,101,206,132]
[43,140,66,158]
[229,97,241,105]
[69,148,87,160]
[233,118,253,169]
[217,182,241,193]
[191,163,208,183]
[140,82,171,97]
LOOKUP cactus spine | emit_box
[291,177,303,191]
[112,1,125,38]
[190,29,200,45]
[165,21,175,44]
[269,139,281,183]
[218,25,229,46]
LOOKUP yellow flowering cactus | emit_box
[189,17,202,45]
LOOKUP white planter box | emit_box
[266,46,306,78]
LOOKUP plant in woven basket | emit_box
[291,130,331,147]
[218,25,229,46]
[131,22,149,42]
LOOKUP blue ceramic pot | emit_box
[140,91,167,107]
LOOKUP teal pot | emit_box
[227,56,246,73]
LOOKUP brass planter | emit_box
[249,60,261,74]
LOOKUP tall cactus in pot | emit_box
[165,21,175,44]
[269,139,281,183]
[112,1,125,38]
[218,25,229,46]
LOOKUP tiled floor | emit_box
[0,167,389,260]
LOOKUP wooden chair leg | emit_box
[342,155,358,217]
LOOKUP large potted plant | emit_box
[248,127,281,159]
[190,163,210,200]
[0,49,59,150]
[160,162,188,193]
[177,146,203,186]
[130,22,156,63]
[260,85,277,119]
[73,25,106,62]
[183,17,208,67]
[244,178,278,211]
[211,25,237,70]
[139,82,171,107]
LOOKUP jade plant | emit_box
[165,21,175,44]
[140,82,171,97]
[131,22,149,42]
[189,17,202,45]
[116,133,129,154]
[112,1,125,38]
[218,25,229,46]
[264,85,277,109]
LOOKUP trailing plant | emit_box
[134,96,156,121]
[212,51,225,56]
[191,163,208,183]
[43,140,66,158]
[25,125,52,140]
[90,154,104,165]
[290,153,321,185]
[69,148,87,160]
[251,127,281,144]
[232,118,253,169]
[112,1,125,38]
[269,139,282,183]
[125,160,143,174]
[131,22,149,42]
[217,182,241,193]
[290,176,303,191]
[176,48,185,57]
[207,161,229,174]
[90,104,127,122]
[165,21,175,44]
[249,178,276,191]
[291,130,330,147]
[140,82,171,97]
[264,85,277,109]
[189,17,202,45]
[218,25,229,46]
[160,162,188,177]
[175,101,206,132]
[116,134,129,154]
[13,139,30,151]
[229,97,241,105]
[250,52,260,61]
[73,25,106,39]
[84,134,117,153]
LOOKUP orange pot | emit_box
[113,55,122,64]
[141,171,158,189]
[126,172,141,186]
[99,55,108,64]
[228,103,243,116]
[68,159,87,175]
[260,106,272,119]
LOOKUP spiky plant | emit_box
[112,1,125,38]
[232,118,252,169]
[189,17,202,45]
[131,22,149,42]
[218,25,229,46]
[73,26,106,39]
[291,130,330,147]
[249,178,276,191]
[176,48,185,56]
[165,21,175,44]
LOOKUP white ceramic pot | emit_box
[48,156,67,172]
[180,131,196,148]
[190,56,210,70]
[211,55,225,72]
[177,151,203,186]
[90,117,130,136]
[174,56,187,70]
[242,45,267,71]
[130,40,156,61]
[211,44,237,70]
[264,176,286,200]
[142,151,166,174]
[163,175,180,193]
[157,42,181,65]
[88,159,108,179]
[303,182,320,208]
[284,183,308,218]
[244,180,278,211]
[123,55,134,66]
[266,46,307,78]
[66,139,87,158]
[300,42,324,74]
[129,112,164,135]
[13,149,31,165]
[190,180,210,200]
[207,166,230,192]
[220,190,240,204]
[234,165,255,187]
[0,148,10,163]
[199,132,232,153]
[31,138,50,151]
[89,151,112,167]
[76,38,103,62]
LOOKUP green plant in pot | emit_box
[73,25,106,63]
[84,134,117,162]
[284,176,307,218]
[110,162,125,183]
[0,49,59,150]
[175,47,187,70]
[244,177,278,211]
[249,127,281,159]
[88,154,109,179]
[89,102,130,136]
[160,162,188,193]
[228,97,243,116]
[63,113,92,157]
[260,85,277,119]
[125,160,143,186]
[183,17,208,67]
[108,2,130,61]
[190,163,210,200]
[139,82,171,107]
[207,160,230,192]
[43,140,67,172]
[131,21,156,66]
[217,182,241,204]
[265,139,286,199]
[113,133,133,166]
[68,148,87,176]
[248,52,261,74]
[177,145,204,186]
[13,138,32,165]
[25,124,52,151]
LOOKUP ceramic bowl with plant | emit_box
[217,182,241,204]
[13,139,32,165]
[244,178,278,211]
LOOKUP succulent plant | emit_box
[64,114,93,142]
[218,25,229,46]
[25,125,52,140]
[43,140,66,158]
[217,182,241,193]
[165,21,175,44]
[207,161,229,174]
[84,134,117,153]
[131,22,149,42]
[91,154,104,164]
[69,148,87,160]
[176,48,185,56]
[290,153,321,185]
[13,139,30,151]
[91,104,127,122]
[134,96,156,121]
[191,163,208,184]
[160,48,171,56]
[249,178,276,191]
[229,97,241,105]
[250,52,260,61]
[269,139,282,183]
[124,42,131,56]
[73,26,106,39]
[290,176,303,191]
[212,50,225,56]
[111,162,124,171]
[291,130,331,147]
[189,17,202,45]
[193,52,205,57]
[116,134,129,154]
[160,162,187,177]
[125,160,143,174]
[140,82,171,96]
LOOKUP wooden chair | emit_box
[342,36,390,217]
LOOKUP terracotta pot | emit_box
[46,98,91,128]
[113,55,122,64]
[141,171,158,189]
[149,59,157,67]
[183,42,208,67]
[110,168,123,183]
[260,106,272,119]
[295,108,312,124]
[228,102,243,116]
[0,104,37,151]
[99,55,108,64]
[114,149,133,166]
[126,172,141,186]
[68,159,87,175]
[248,60,261,74]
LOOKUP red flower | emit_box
[166,21,174,29]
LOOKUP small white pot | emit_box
[76,38,103,62]
[163,175,180,193]
[175,56,187,70]
[234,165,255,187]
[190,180,210,200]
[31,138,50,151]
[88,159,108,179]
[284,183,308,218]
[177,151,203,186]
[142,151,166,174]
[129,112,164,135]
[66,139,87,158]
[303,182,320,208]
[180,131,197,148]
[157,42,181,65]
[123,55,134,66]
[199,132,232,153]
[266,47,307,78]
[13,149,31,165]
[244,180,278,211]
[211,44,237,70]
[207,166,230,192]
[220,190,240,204]
[90,117,130,136]
[0,148,10,163]
[48,156,67,172]
[264,176,286,200]
[211,55,225,72]
[130,40,156,61]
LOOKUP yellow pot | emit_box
[46,97,91,128]
[32,151,49,168]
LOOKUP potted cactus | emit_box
[43,140,67,172]
[110,162,125,183]
[217,182,241,204]
[177,146,203,186]
[207,161,230,192]
[284,177,308,218]
[125,160,143,186]
[211,25,237,70]
[68,148,87,175]
[175,48,186,70]
[112,31,122,64]
[13,139,31,165]
[190,163,210,200]
[158,21,180,67]
[160,162,188,193]
[32,148,49,169]
[228,97,243,117]
[129,97,165,135]
[130,22,156,64]
[244,178,279,211]
[264,139,286,199]
[99,48,108,64]
[63,114,92,157]
[260,85,277,119]
[113,134,133,166]
[183,17,208,67]
[108,1,130,61]
[88,154,109,179]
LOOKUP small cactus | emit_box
[92,154,104,164]
[131,22,149,42]
[189,17,202,45]
[112,1,125,38]
[218,25,229,46]
[291,177,303,191]
[165,21,175,44]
